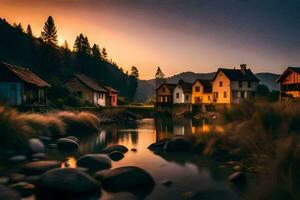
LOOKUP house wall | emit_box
[212,71,231,104]
[0,82,23,105]
[65,77,95,105]
[95,92,106,106]
[173,86,192,104]
[192,81,213,104]
[110,93,118,106]
[282,71,300,85]
[156,85,173,103]
[230,81,259,103]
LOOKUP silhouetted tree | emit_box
[14,23,23,32]
[83,36,91,55]
[26,25,33,37]
[41,16,58,45]
[92,44,101,60]
[102,48,107,60]
[130,66,139,78]
[62,40,69,50]
[155,66,166,87]
[74,34,91,55]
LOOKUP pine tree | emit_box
[92,44,101,59]
[62,40,69,50]
[41,16,58,45]
[130,66,139,78]
[82,36,91,55]
[26,25,33,37]
[14,23,23,32]
[73,34,83,52]
[155,67,165,79]
[102,48,108,60]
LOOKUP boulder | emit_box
[39,136,53,145]
[65,136,79,143]
[32,153,47,160]
[25,176,40,185]
[0,185,21,200]
[77,154,112,172]
[162,179,172,187]
[9,173,26,183]
[228,172,246,183]
[164,137,191,152]
[108,151,124,161]
[57,138,79,152]
[131,148,137,152]
[47,144,57,149]
[28,138,45,154]
[9,155,27,163]
[95,166,155,193]
[10,182,35,197]
[35,168,100,200]
[101,145,128,154]
[148,139,169,151]
[23,161,61,175]
[0,176,10,185]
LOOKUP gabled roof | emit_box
[212,68,260,82]
[74,74,108,92]
[156,83,177,92]
[177,81,193,93]
[277,67,300,83]
[1,62,51,87]
[194,79,212,93]
[104,86,119,94]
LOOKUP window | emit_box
[224,91,227,98]
[164,96,168,102]
[214,92,218,98]
[186,95,189,100]
[241,91,245,98]
[176,93,179,99]
[219,81,223,87]
[248,81,251,88]
[195,86,200,92]
[239,81,243,88]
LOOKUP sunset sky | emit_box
[1,0,300,79]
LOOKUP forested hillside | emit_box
[0,17,138,105]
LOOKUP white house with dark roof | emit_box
[173,80,193,104]
[212,64,260,104]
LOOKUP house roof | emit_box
[194,79,213,93]
[212,68,260,82]
[1,62,51,87]
[155,83,177,92]
[104,86,119,94]
[277,67,300,83]
[177,81,193,93]
[74,74,108,92]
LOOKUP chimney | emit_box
[240,64,247,74]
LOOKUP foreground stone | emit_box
[77,154,112,172]
[23,161,61,175]
[228,172,246,183]
[35,168,100,200]
[148,137,192,152]
[66,136,79,143]
[95,166,155,193]
[108,151,124,161]
[28,138,45,154]
[10,182,35,197]
[57,138,79,152]
[101,145,128,154]
[0,185,21,200]
[9,155,27,163]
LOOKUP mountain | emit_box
[135,71,280,102]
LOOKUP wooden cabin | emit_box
[173,80,193,104]
[0,62,51,106]
[212,64,260,104]
[192,79,213,104]
[155,83,177,104]
[277,67,300,99]
[104,86,119,107]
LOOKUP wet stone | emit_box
[0,185,21,200]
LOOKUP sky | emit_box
[1,0,300,79]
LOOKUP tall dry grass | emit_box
[0,106,100,152]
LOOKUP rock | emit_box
[164,137,191,152]
[0,185,21,200]
[228,172,246,183]
[95,166,155,193]
[77,154,112,172]
[35,168,100,200]
[23,161,61,175]
[9,174,26,183]
[25,176,40,184]
[0,176,10,185]
[148,139,168,151]
[65,136,79,143]
[101,145,128,154]
[28,138,45,154]
[162,179,172,187]
[10,182,35,197]
[39,136,52,145]
[32,153,47,160]
[233,165,241,171]
[131,148,137,152]
[9,155,27,163]
[57,138,79,152]
[108,151,124,161]
[105,192,138,200]
[47,144,57,149]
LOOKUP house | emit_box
[0,62,51,106]
[104,86,119,106]
[192,79,213,104]
[173,80,193,104]
[66,74,109,106]
[277,67,300,99]
[212,64,260,104]
[155,83,177,103]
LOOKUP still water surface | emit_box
[60,118,243,200]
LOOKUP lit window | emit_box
[224,91,227,98]
[195,86,200,92]
[219,81,223,87]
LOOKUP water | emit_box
[65,118,243,200]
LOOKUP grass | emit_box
[0,105,101,153]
